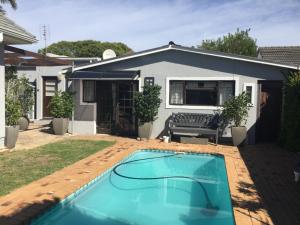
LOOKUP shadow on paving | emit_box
[0,197,60,225]
[238,143,300,225]
[0,197,139,225]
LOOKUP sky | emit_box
[3,0,300,52]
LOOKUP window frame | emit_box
[82,80,96,103]
[243,83,255,106]
[144,77,155,86]
[166,77,239,110]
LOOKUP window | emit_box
[243,83,254,105]
[82,80,96,102]
[169,80,234,106]
[144,77,154,86]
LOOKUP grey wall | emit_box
[16,65,70,119]
[75,49,288,141]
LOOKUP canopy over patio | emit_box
[68,70,140,80]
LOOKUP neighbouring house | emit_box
[258,46,300,67]
[5,46,72,119]
[46,53,101,66]
[67,42,299,144]
[0,12,37,148]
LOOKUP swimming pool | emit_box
[29,150,235,225]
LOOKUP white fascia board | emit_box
[72,46,172,72]
[73,45,298,72]
[173,47,298,70]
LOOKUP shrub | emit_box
[222,92,251,127]
[134,84,162,124]
[49,91,75,118]
[17,76,34,117]
[5,98,22,126]
[279,71,300,151]
[5,78,22,126]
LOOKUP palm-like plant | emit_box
[0,0,17,12]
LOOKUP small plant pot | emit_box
[18,116,30,131]
[163,136,170,143]
[138,122,153,139]
[5,125,20,148]
[52,118,69,135]
[231,126,247,146]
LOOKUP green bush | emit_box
[5,78,22,126]
[5,98,22,126]
[49,91,75,118]
[17,76,34,117]
[279,71,300,151]
[134,84,162,124]
[222,92,251,127]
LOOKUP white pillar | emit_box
[0,41,5,148]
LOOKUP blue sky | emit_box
[4,0,300,52]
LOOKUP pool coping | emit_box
[29,149,236,225]
[0,138,273,225]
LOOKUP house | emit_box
[67,42,299,144]
[46,53,101,66]
[0,12,37,148]
[4,46,72,119]
[258,46,300,67]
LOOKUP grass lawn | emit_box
[0,139,114,196]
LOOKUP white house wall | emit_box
[0,44,5,147]
[72,50,289,143]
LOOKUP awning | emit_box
[68,70,140,80]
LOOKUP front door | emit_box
[43,77,58,118]
[256,81,283,142]
[96,81,137,135]
[96,81,114,133]
[116,81,137,136]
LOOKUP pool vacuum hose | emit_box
[111,152,219,214]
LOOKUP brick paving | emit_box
[0,134,277,225]
[239,144,300,225]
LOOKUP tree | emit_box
[38,40,133,57]
[200,28,257,57]
[0,0,17,11]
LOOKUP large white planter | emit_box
[52,118,69,135]
[138,122,153,140]
[231,126,247,146]
[5,125,20,148]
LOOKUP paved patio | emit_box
[0,127,296,225]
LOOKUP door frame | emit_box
[255,80,283,142]
[42,76,58,118]
[96,80,138,136]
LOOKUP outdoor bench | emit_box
[168,112,221,144]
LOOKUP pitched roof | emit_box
[73,43,299,72]
[0,12,37,44]
[4,45,72,66]
[258,46,300,67]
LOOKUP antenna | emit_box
[40,25,50,56]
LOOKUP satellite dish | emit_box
[102,49,116,60]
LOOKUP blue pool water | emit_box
[30,150,235,225]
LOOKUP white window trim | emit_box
[80,80,97,106]
[243,83,256,105]
[165,76,240,110]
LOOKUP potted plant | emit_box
[5,78,22,148]
[222,92,252,146]
[5,98,22,148]
[49,91,74,135]
[134,84,162,139]
[17,76,34,130]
